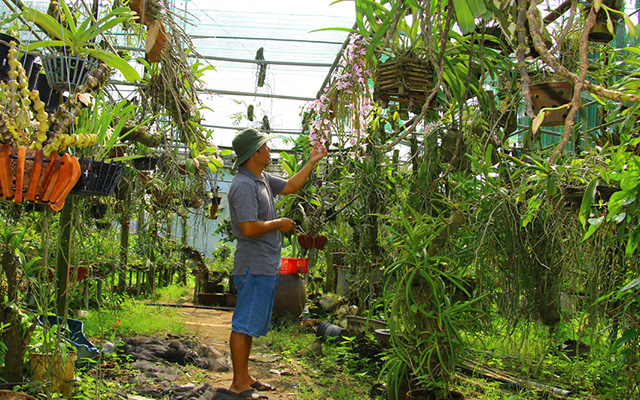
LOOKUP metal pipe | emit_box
[199,54,333,68]
[189,35,343,45]
[199,87,315,101]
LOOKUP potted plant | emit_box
[21,0,141,90]
[28,322,77,398]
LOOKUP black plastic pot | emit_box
[316,321,350,344]
[71,158,126,197]
[0,33,19,80]
[34,74,62,113]
[19,53,41,90]
[132,156,159,171]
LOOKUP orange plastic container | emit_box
[280,257,309,274]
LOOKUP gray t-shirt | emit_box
[228,166,288,276]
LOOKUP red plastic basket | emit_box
[280,257,309,274]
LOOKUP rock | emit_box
[558,339,591,359]
[318,294,337,309]
[300,338,323,358]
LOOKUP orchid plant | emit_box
[305,34,374,155]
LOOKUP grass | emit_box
[79,298,189,339]
[149,282,195,304]
[255,321,383,400]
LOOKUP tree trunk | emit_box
[117,179,131,294]
[55,196,75,316]
[0,248,35,387]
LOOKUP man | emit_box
[226,128,327,399]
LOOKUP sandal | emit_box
[250,380,276,391]
[214,388,269,400]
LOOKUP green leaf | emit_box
[624,15,637,37]
[579,179,599,228]
[619,276,640,293]
[607,16,614,36]
[583,217,603,241]
[467,0,487,17]
[613,328,639,349]
[22,7,75,47]
[451,0,476,34]
[607,191,628,220]
[85,49,141,82]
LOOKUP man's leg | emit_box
[229,330,254,393]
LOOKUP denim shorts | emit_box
[231,269,279,338]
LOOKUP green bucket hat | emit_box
[232,128,276,170]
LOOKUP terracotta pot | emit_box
[109,145,127,158]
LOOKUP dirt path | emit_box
[177,305,306,400]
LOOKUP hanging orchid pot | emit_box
[0,145,81,211]
[41,53,100,92]
[297,234,328,250]
[374,55,435,109]
[588,21,615,43]
[530,81,573,126]
[132,155,159,170]
[71,157,126,197]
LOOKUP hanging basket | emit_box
[132,155,159,170]
[71,157,125,196]
[0,144,81,211]
[41,53,100,92]
[374,56,435,108]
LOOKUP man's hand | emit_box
[239,218,296,237]
[280,146,329,195]
[309,145,328,164]
[277,218,296,233]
